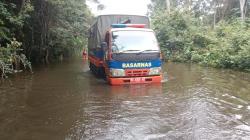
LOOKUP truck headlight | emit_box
[149,67,161,75]
[110,69,125,77]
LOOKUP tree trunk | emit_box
[214,9,217,29]
[45,48,49,64]
[213,0,218,29]
[186,0,192,10]
[244,0,248,17]
[166,0,171,15]
[239,0,247,21]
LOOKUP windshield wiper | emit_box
[137,49,159,54]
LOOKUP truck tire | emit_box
[89,62,105,79]
[97,67,105,79]
[89,62,95,74]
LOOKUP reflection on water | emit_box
[0,59,250,140]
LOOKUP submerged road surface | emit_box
[0,59,250,140]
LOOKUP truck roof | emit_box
[91,14,150,28]
[88,14,151,50]
[96,14,149,18]
[110,28,154,32]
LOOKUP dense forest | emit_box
[0,0,93,78]
[1,0,250,78]
[149,0,250,71]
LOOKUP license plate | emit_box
[131,77,145,82]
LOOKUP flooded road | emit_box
[0,59,250,140]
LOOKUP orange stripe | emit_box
[108,75,162,85]
[88,55,103,67]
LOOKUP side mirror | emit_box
[101,42,108,50]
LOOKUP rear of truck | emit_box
[88,15,162,85]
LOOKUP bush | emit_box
[0,39,32,78]
[152,11,250,71]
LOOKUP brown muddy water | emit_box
[0,59,250,140]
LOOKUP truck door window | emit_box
[104,32,110,60]
[105,32,110,46]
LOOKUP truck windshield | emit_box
[111,30,159,53]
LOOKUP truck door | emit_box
[103,31,110,76]
[104,32,110,61]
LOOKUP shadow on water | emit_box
[0,59,250,140]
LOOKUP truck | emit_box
[88,14,162,85]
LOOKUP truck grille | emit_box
[125,69,149,77]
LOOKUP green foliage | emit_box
[48,0,91,51]
[0,39,32,78]
[0,1,33,78]
[27,0,93,62]
[0,1,33,39]
[152,9,250,71]
[0,0,93,78]
[0,0,92,77]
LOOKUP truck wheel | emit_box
[97,67,105,79]
[89,62,94,73]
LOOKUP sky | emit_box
[86,0,151,16]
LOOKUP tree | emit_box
[166,0,171,14]
[22,0,93,63]
[1,0,93,77]
[239,0,248,21]
[149,0,250,71]
[0,0,33,77]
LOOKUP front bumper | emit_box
[108,75,162,85]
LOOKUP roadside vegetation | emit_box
[149,0,250,71]
[0,0,93,78]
